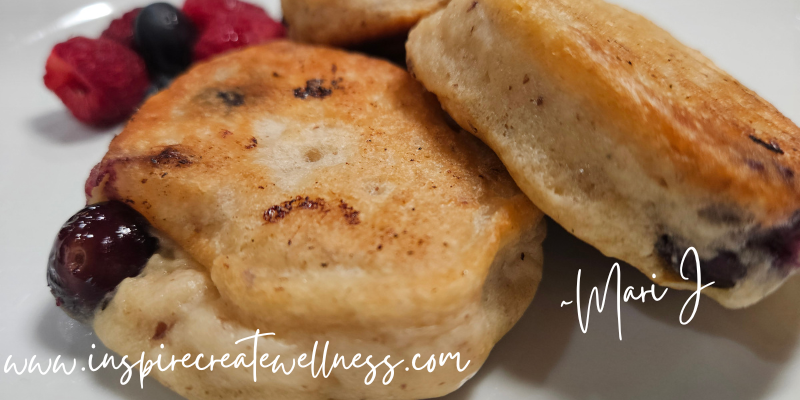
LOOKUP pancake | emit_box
[282,0,448,46]
[406,0,800,308]
[86,40,545,400]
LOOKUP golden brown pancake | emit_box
[282,0,448,46]
[407,0,800,308]
[86,40,545,400]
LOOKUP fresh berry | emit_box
[145,74,175,98]
[193,10,285,61]
[134,3,197,77]
[100,8,142,49]
[47,201,158,322]
[182,0,263,31]
[44,37,149,126]
[753,218,800,273]
[655,234,746,288]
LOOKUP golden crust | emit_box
[407,0,800,307]
[496,0,800,220]
[413,0,800,224]
[282,0,448,46]
[88,41,544,399]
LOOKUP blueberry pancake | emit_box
[55,41,545,400]
[406,0,800,308]
[282,0,448,46]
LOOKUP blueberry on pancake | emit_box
[407,0,800,308]
[81,40,545,400]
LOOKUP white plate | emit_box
[1,0,799,399]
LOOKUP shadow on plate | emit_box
[29,109,112,143]
[36,304,182,400]
[441,219,800,400]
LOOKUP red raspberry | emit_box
[43,37,149,127]
[193,11,285,61]
[100,8,142,49]
[182,0,262,31]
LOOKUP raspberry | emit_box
[43,37,149,126]
[182,0,262,31]
[100,8,141,49]
[193,11,285,61]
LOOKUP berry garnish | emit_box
[145,74,175,99]
[134,3,197,77]
[47,201,158,322]
[182,0,263,31]
[43,37,149,126]
[193,8,285,61]
[100,8,142,49]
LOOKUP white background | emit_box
[0,0,799,399]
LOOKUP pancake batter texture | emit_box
[86,41,546,399]
[406,0,800,308]
[282,0,448,46]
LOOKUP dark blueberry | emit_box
[151,74,174,90]
[654,234,680,266]
[134,3,196,77]
[145,74,174,99]
[655,234,746,288]
[47,201,158,322]
[751,213,800,273]
[678,251,747,289]
[217,91,244,106]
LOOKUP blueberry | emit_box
[47,201,158,322]
[134,3,196,77]
[144,74,174,99]
[681,251,746,289]
[654,234,746,288]
[753,214,800,273]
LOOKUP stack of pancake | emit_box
[83,0,800,399]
